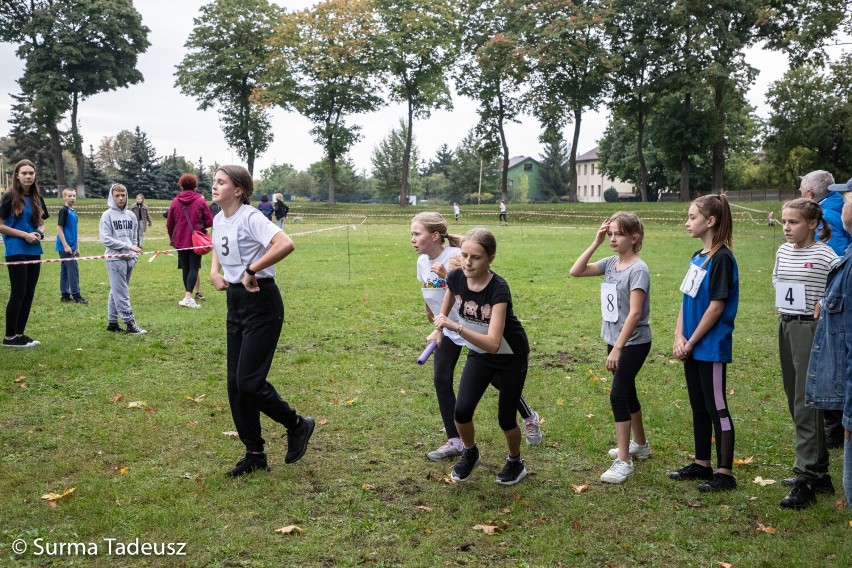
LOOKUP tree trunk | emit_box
[327,153,337,205]
[568,109,582,203]
[711,83,725,195]
[636,110,649,202]
[70,92,87,198]
[679,92,691,202]
[49,124,67,189]
[399,96,414,207]
[247,150,255,177]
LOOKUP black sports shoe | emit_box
[780,479,816,509]
[125,321,147,335]
[284,416,315,464]
[226,453,270,477]
[668,462,714,481]
[495,457,528,486]
[73,296,89,305]
[451,445,481,483]
[61,294,72,302]
[19,335,40,347]
[106,322,123,333]
[697,472,737,492]
[2,336,27,347]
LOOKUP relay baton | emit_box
[417,341,438,365]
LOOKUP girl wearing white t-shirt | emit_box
[571,212,652,484]
[412,213,541,462]
[210,165,314,477]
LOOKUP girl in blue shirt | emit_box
[0,159,49,347]
[670,194,739,492]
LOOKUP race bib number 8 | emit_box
[680,264,707,298]
[601,282,618,323]
[215,225,242,266]
[775,281,806,311]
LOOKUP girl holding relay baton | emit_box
[426,228,532,485]
[412,213,541,462]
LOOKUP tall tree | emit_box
[265,0,385,204]
[371,119,421,201]
[1,0,150,197]
[422,144,454,178]
[537,127,570,199]
[4,91,57,185]
[372,0,460,206]
[448,129,499,203]
[455,0,529,203]
[84,144,113,198]
[175,0,283,175]
[524,0,613,202]
[116,126,159,197]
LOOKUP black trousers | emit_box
[177,250,201,294]
[607,342,651,422]
[226,279,298,453]
[455,353,528,432]
[684,358,735,470]
[5,255,40,337]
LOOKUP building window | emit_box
[597,185,601,195]
[523,163,533,171]
[583,164,588,175]
[591,163,595,176]
[583,185,587,195]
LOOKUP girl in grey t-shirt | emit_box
[570,212,652,484]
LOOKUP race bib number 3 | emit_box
[775,281,806,311]
[680,264,707,298]
[215,225,242,266]
[601,282,619,323]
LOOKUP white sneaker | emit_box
[427,440,463,461]
[608,440,651,460]
[600,458,634,484]
[523,411,542,446]
[179,297,200,308]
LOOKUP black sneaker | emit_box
[61,294,72,302]
[226,453,270,477]
[125,321,147,335]
[106,322,123,333]
[195,292,205,302]
[451,445,481,483]
[73,296,89,305]
[495,457,528,486]
[19,335,40,347]
[780,479,816,509]
[668,462,714,481]
[2,336,27,347]
[697,472,737,492]
[284,416,315,464]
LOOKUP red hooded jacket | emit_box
[166,191,214,249]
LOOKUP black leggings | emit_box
[684,358,735,470]
[434,340,533,438]
[455,353,528,432]
[607,342,651,422]
[5,255,40,337]
[178,250,201,294]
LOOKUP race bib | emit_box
[601,282,618,323]
[775,281,806,311]
[680,264,707,298]
[215,224,242,266]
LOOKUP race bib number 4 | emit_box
[601,282,618,323]
[215,225,242,266]
[775,281,806,311]
[680,264,707,298]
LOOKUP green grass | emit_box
[1,202,850,567]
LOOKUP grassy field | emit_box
[1,200,850,567]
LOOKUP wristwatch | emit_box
[245,264,257,276]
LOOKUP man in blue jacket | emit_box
[800,171,852,447]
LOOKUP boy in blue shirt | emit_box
[56,188,87,304]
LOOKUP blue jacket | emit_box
[818,192,852,256]
[805,247,852,427]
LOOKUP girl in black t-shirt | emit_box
[428,228,530,486]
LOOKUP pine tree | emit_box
[422,144,454,178]
[538,128,570,198]
[85,145,113,197]
[196,156,211,197]
[116,126,158,198]
[5,91,59,186]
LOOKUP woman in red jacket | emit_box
[167,173,214,308]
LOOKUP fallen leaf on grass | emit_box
[318,418,328,426]
[571,483,589,494]
[753,476,776,486]
[555,399,564,406]
[14,375,26,383]
[836,500,848,511]
[733,456,753,465]
[119,467,129,476]
[757,522,776,535]
[399,388,406,394]
[42,488,75,502]
[500,507,511,514]
[571,521,581,530]
[415,505,433,512]
[585,413,594,419]
[331,398,339,405]
[16,381,27,388]
[718,562,733,568]
[684,500,703,508]
[185,394,206,403]
[127,400,146,409]
[111,395,124,403]
[275,525,302,535]
[728,389,735,395]
[748,496,758,501]
[344,398,359,406]
[472,524,500,535]
[429,474,454,484]
[361,483,376,490]
[186,421,197,429]
[144,407,157,414]
[222,431,239,438]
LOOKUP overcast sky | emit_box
[0,1,841,177]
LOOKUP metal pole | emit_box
[478,157,483,205]
[347,225,351,281]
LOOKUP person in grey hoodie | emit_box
[99,183,146,334]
